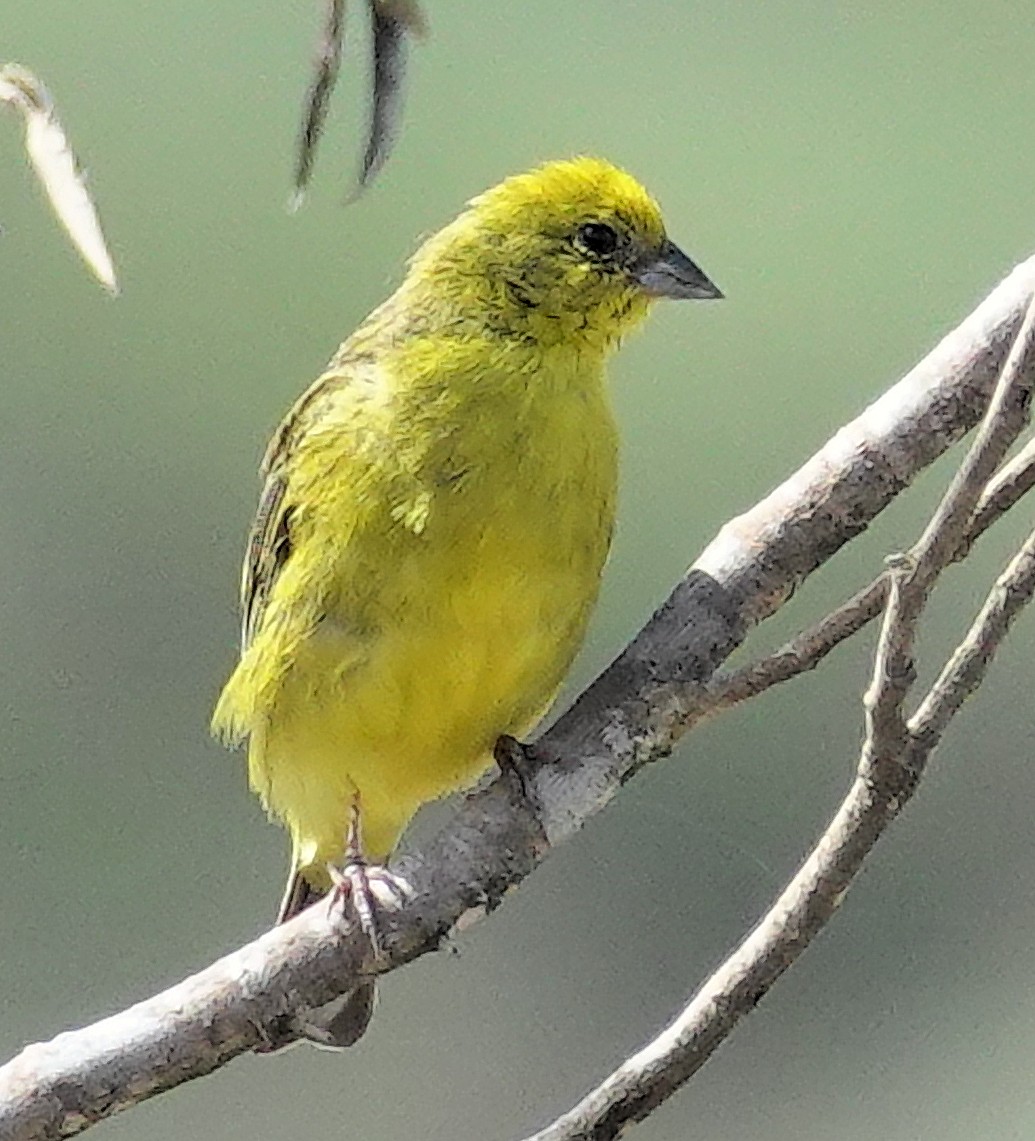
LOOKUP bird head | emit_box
[408,157,722,352]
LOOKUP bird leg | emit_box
[326,797,413,960]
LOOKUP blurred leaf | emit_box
[290,0,346,212]
[292,0,426,208]
[0,63,119,295]
[358,0,426,194]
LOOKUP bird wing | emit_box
[239,370,343,652]
[237,341,398,654]
[240,465,292,652]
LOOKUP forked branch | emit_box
[519,296,1035,1141]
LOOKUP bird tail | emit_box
[277,861,322,924]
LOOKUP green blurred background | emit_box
[4,2,1035,1138]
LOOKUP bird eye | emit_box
[575,221,620,258]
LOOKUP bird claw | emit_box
[326,859,413,959]
[325,798,413,959]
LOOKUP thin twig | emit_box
[864,292,1035,746]
[964,434,1035,557]
[860,552,913,765]
[910,294,1035,577]
[909,527,1035,747]
[702,431,1035,718]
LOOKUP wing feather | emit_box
[237,358,383,652]
[240,470,292,652]
[238,372,335,652]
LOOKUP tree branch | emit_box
[701,392,1035,720]
[520,528,1035,1141]
[2,253,1035,1140]
[908,528,1035,745]
[520,293,1035,1141]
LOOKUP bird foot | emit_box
[326,859,414,959]
[325,800,413,959]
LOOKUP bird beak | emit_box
[634,238,723,300]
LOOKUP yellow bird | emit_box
[213,156,720,1042]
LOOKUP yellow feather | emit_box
[212,156,719,901]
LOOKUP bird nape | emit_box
[212,155,722,1047]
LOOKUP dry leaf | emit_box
[290,0,347,212]
[292,0,426,207]
[0,63,119,294]
[358,0,426,194]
